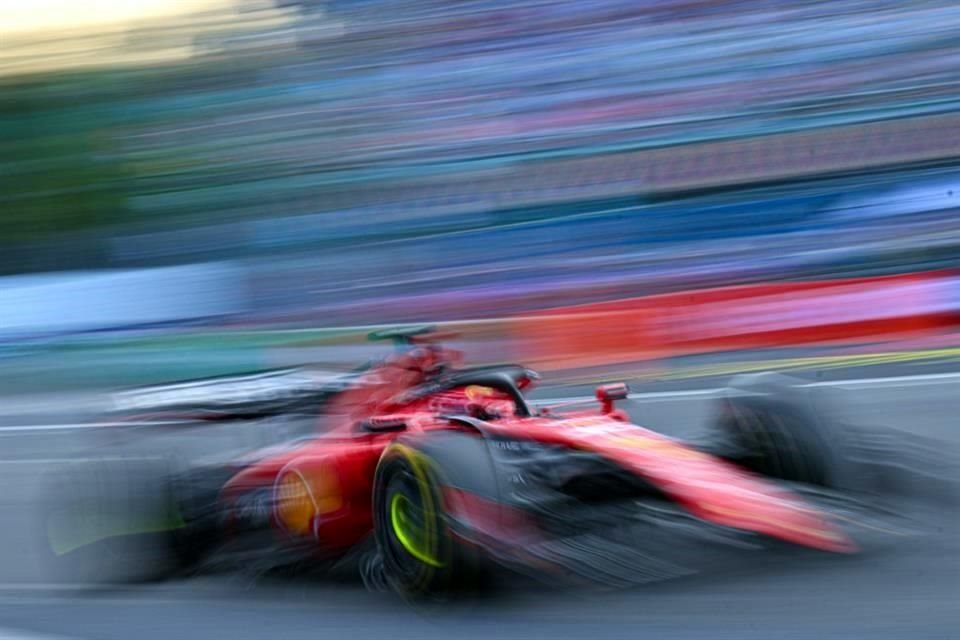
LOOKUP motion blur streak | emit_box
[1,0,959,638]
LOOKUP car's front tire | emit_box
[711,372,846,488]
[372,434,490,600]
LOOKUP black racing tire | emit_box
[372,432,493,600]
[39,457,211,585]
[711,372,847,488]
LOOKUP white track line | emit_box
[0,628,80,640]
[0,582,227,594]
[803,371,960,388]
[0,457,161,464]
[0,584,124,593]
[0,421,186,434]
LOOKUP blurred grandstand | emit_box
[2,0,959,328]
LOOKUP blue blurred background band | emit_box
[2,0,959,357]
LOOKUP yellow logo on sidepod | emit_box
[275,465,342,536]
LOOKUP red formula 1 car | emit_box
[44,327,873,598]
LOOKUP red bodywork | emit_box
[219,344,855,560]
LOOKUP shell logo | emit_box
[608,434,705,460]
[275,464,342,536]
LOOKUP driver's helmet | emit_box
[427,385,515,420]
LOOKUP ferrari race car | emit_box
[42,327,894,598]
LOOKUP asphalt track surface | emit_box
[0,357,957,640]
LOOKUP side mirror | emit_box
[517,368,541,390]
[596,383,629,414]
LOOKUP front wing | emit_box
[436,438,908,590]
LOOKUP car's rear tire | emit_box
[373,434,490,600]
[40,458,208,585]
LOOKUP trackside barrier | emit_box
[7,273,957,392]
[510,271,960,370]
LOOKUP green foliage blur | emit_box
[0,72,133,243]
